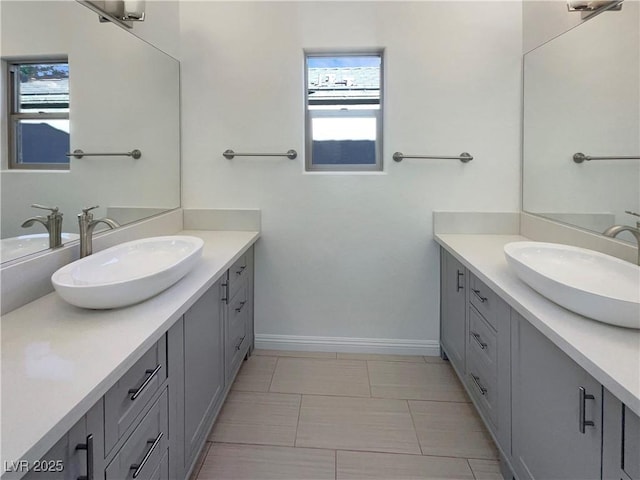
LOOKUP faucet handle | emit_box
[625,210,640,218]
[31,204,60,214]
[81,205,100,215]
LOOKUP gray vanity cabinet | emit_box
[440,248,467,373]
[603,389,640,480]
[511,312,602,480]
[20,402,104,480]
[105,389,169,480]
[224,248,254,384]
[170,247,255,480]
[182,277,226,470]
[465,274,511,453]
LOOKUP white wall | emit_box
[1,1,180,239]
[180,1,522,350]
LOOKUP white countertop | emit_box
[0,230,259,475]
[435,234,640,417]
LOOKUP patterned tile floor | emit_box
[192,350,503,480]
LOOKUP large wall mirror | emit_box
[522,2,639,242]
[0,1,180,263]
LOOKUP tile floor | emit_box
[192,350,503,480]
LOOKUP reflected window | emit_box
[6,60,70,169]
[305,52,383,171]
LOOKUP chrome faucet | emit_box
[78,206,120,258]
[603,224,640,265]
[21,204,64,248]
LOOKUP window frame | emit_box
[6,58,70,170]
[304,51,384,172]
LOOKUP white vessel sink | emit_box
[1,233,80,263]
[504,242,640,329]
[52,235,204,309]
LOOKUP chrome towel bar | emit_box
[573,152,640,163]
[393,152,473,163]
[66,149,142,159]
[223,149,297,160]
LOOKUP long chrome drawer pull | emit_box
[75,434,94,480]
[472,289,487,303]
[235,301,247,313]
[128,364,162,401]
[221,280,229,304]
[470,332,487,350]
[456,270,464,292]
[471,374,488,396]
[235,336,246,351]
[130,432,164,479]
[579,387,595,434]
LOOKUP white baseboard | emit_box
[254,334,440,357]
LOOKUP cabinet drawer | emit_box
[104,336,167,456]
[466,348,498,428]
[469,273,506,330]
[225,284,250,383]
[106,389,168,480]
[468,306,497,370]
[228,251,250,299]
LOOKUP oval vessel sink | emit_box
[504,242,640,329]
[52,235,204,309]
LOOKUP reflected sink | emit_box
[504,242,640,329]
[1,233,80,263]
[52,235,204,309]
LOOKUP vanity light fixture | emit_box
[79,1,146,29]
[567,0,623,18]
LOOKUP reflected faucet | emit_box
[603,224,640,265]
[21,204,64,248]
[78,206,120,258]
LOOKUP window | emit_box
[305,52,383,171]
[6,60,70,169]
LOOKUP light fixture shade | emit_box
[567,0,623,12]
[124,0,145,20]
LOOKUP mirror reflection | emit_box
[0,0,180,263]
[522,2,639,242]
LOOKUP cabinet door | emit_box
[183,278,225,466]
[603,388,640,480]
[20,401,103,480]
[440,248,466,372]
[512,312,602,480]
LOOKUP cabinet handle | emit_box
[130,432,164,479]
[456,270,464,292]
[235,301,246,313]
[471,373,488,396]
[470,331,487,350]
[472,289,487,303]
[235,336,246,350]
[75,434,94,480]
[128,364,162,401]
[579,387,595,434]
[236,265,247,275]
[221,279,229,304]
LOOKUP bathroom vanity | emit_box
[0,230,258,480]
[437,234,640,480]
